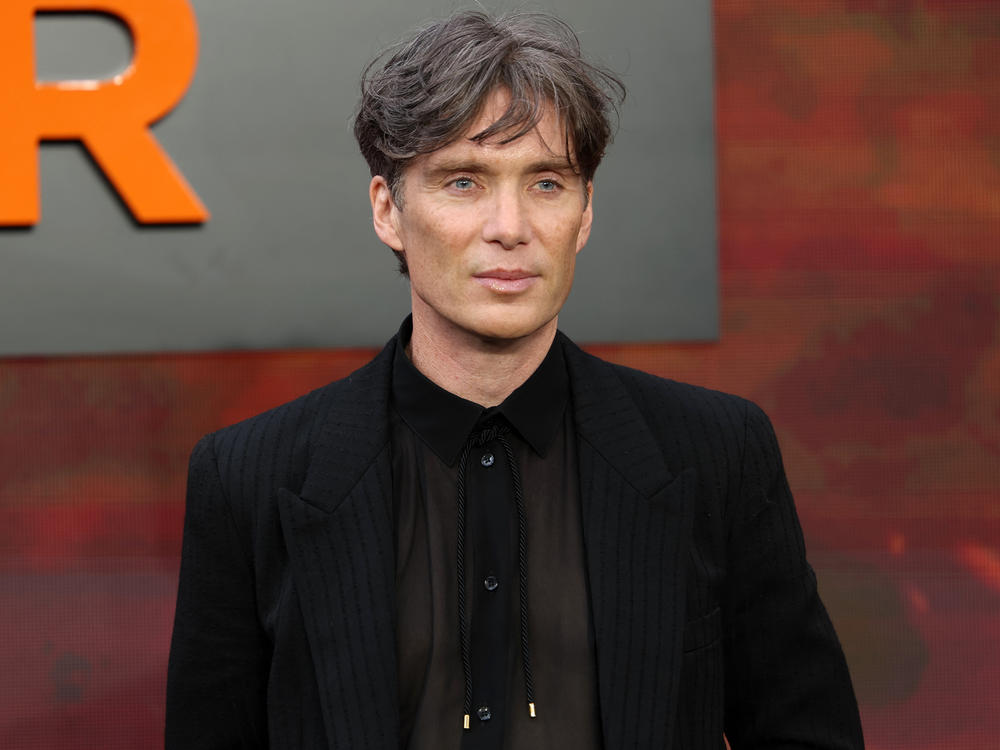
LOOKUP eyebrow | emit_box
[527,158,579,174]
[422,157,579,179]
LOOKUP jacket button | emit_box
[477,705,492,722]
[484,575,499,591]
[480,453,495,467]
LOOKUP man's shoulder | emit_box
[561,339,781,493]
[195,337,396,474]
[560,334,759,424]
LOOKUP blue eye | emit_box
[452,177,474,190]
[537,179,559,191]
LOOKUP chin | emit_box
[467,312,555,343]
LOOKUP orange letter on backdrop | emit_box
[0,0,209,225]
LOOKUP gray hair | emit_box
[354,10,625,271]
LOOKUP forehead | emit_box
[431,89,572,164]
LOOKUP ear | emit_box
[576,181,594,254]
[370,176,404,252]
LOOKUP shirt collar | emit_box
[391,317,569,465]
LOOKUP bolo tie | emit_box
[455,420,536,730]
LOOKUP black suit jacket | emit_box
[166,333,863,749]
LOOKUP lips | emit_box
[472,269,539,293]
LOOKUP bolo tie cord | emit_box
[456,422,535,730]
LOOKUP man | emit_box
[167,10,864,750]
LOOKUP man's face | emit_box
[370,89,593,346]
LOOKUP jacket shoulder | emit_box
[565,339,764,437]
[192,340,395,504]
[561,338,780,494]
[615,358,751,411]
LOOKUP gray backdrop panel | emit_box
[0,0,717,355]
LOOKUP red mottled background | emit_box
[2,2,999,747]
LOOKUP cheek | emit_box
[558,219,587,263]
[404,217,470,285]
[412,210,464,253]
[434,225,481,272]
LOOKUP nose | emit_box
[481,187,531,250]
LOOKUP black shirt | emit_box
[390,323,602,750]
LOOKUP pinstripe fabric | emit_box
[166,332,863,750]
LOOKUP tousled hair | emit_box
[353,10,625,273]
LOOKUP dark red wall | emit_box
[2,2,998,746]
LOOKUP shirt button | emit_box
[484,575,499,591]
[480,453,495,467]
[477,705,492,722]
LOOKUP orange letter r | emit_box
[0,0,209,225]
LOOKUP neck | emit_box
[407,315,557,408]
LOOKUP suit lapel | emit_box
[277,340,399,750]
[564,337,696,750]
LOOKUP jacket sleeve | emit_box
[166,433,269,749]
[723,401,864,749]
